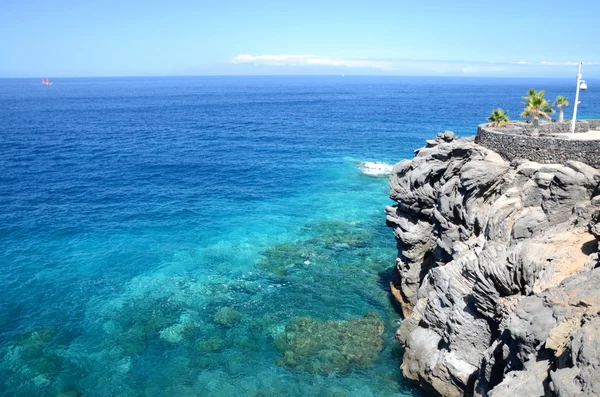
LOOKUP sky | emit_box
[2,0,600,78]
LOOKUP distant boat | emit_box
[41,78,53,86]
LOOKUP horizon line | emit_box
[0,74,589,80]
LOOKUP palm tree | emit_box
[521,89,554,136]
[553,95,569,122]
[487,108,510,127]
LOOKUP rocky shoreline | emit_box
[386,132,600,396]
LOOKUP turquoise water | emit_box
[1,76,599,396]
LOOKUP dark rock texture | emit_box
[386,132,600,397]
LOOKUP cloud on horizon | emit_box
[538,61,600,66]
[231,54,600,77]
[232,54,394,70]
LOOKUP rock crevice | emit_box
[386,132,600,397]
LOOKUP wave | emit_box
[358,161,394,177]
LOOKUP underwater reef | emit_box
[274,312,385,375]
[386,131,600,396]
[0,217,423,397]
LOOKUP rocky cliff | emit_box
[385,132,600,397]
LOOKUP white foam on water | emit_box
[359,161,394,177]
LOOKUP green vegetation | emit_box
[553,95,569,122]
[520,89,554,135]
[484,91,573,134]
[486,108,510,127]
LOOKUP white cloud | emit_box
[510,61,600,66]
[232,54,394,70]
[526,61,600,66]
[228,54,600,76]
[540,61,582,66]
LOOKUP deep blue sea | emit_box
[1,76,599,397]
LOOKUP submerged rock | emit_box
[0,326,70,394]
[159,322,195,344]
[274,312,385,375]
[196,336,226,353]
[55,390,83,397]
[386,133,600,396]
[213,307,242,326]
[56,391,83,397]
[255,219,381,277]
[256,242,323,275]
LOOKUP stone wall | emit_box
[475,121,600,168]
[501,119,600,134]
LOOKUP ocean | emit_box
[1,76,599,397]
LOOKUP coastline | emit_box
[3,77,600,396]
[386,131,600,396]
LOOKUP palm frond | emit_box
[521,89,553,122]
[553,95,569,108]
[487,108,510,127]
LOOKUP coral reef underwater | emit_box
[1,216,426,397]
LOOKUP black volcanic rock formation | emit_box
[386,132,600,397]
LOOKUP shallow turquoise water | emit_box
[1,76,599,396]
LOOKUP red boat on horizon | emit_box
[41,78,52,86]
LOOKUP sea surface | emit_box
[1,76,599,397]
